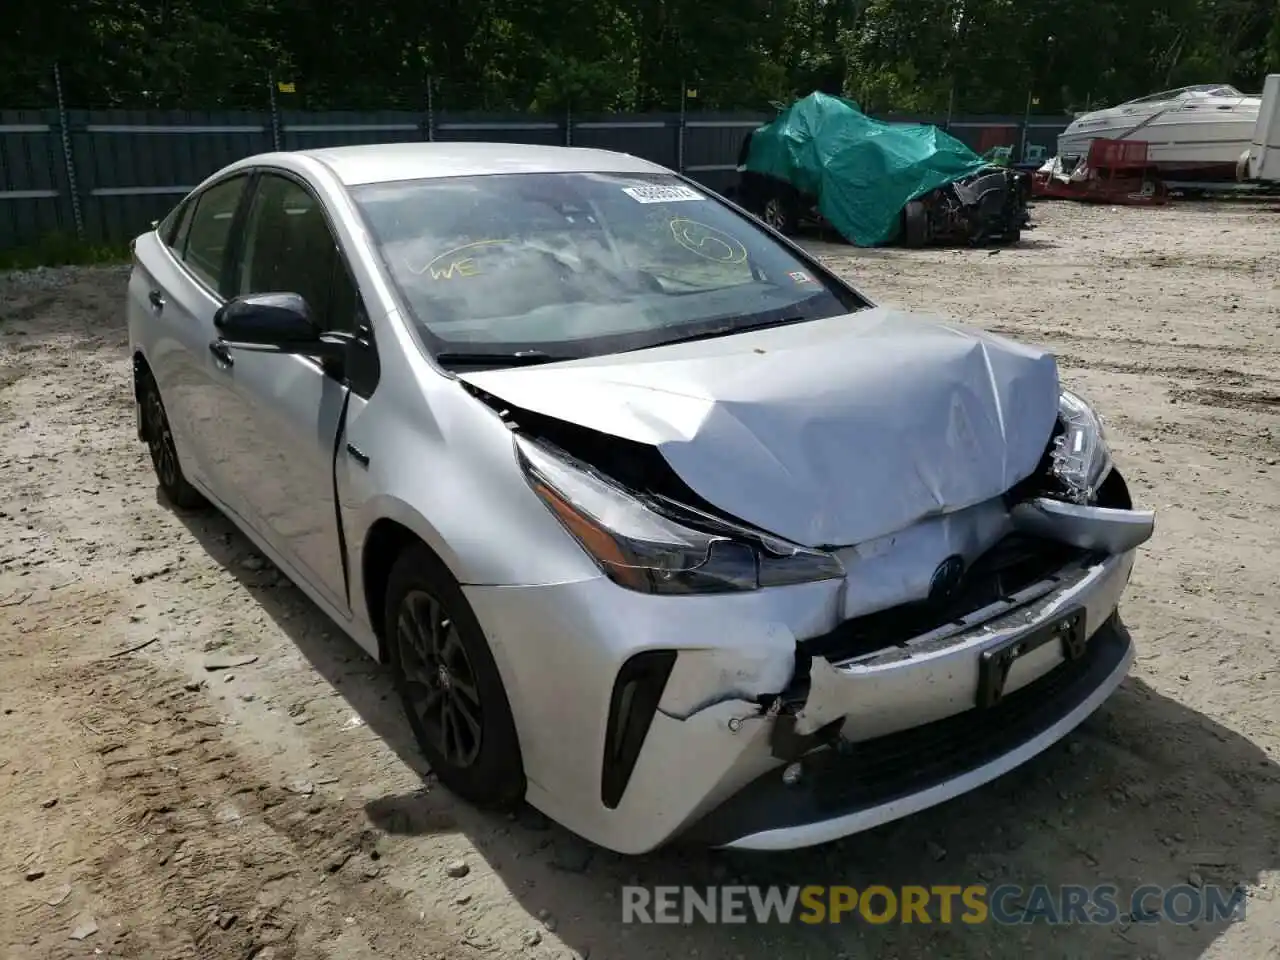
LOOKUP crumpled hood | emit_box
[461,308,1061,547]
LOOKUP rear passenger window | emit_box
[182,175,248,296]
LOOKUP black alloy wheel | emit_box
[141,374,205,509]
[384,544,525,808]
[395,588,484,769]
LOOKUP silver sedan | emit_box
[127,142,1154,855]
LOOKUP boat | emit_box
[1057,84,1261,182]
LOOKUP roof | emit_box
[297,141,669,186]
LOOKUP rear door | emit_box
[137,173,252,497]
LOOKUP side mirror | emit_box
[214,292,320,347]
[213,293,351,364]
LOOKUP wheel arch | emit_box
[132,349,154,425]
[357,508,463,663]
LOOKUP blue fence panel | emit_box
[0,110,66,249]
[0,108,1077,250]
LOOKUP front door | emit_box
[206,171,366,613]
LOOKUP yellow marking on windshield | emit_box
[412,238,514,279]
[668,219,748,264]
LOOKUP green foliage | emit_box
[0,0,1275,112]
[0,233,128,271]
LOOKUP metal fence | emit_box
[0,107,1073,250]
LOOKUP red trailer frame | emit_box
[1032,139,1169,205]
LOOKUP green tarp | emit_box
[743,92,991,247]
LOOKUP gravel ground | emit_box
[1,199,1278,960]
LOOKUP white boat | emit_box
[1057,83,1261,182]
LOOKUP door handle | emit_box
[208,341,234,367]
[148,289,165,310]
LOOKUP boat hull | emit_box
[1058,98,1260,183]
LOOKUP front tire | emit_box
[140,373,205,509]
[903,200,930,248]
[385,544,525,809]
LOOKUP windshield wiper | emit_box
[434,349,572,370]
[646,313,812,349]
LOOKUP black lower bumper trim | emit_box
[680,617,1131,848]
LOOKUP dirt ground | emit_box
[1,199,1278,960]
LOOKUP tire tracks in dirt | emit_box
[5,647,455,959]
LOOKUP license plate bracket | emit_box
[976,608,1087,709]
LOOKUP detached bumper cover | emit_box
[683,614,1133,851]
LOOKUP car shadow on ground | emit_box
[174,500,1278,960]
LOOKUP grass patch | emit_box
[0,232,130,271]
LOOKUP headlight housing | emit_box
[1049,390,1113,504]
[515,436,844,594]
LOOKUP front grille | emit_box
[801,534,1089,664]
[680,617,1130,848]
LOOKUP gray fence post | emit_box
[268,74,282,150]
[1019,91,1032,162]
[52,62,84,240]
[677,80,687,173]
[565,102,572,146]
[426,76,435,141]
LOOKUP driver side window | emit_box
[234,173,361,333]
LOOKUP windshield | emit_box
[350,171,864,363]
[1121,84,1242,105]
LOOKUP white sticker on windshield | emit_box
[622,184,704,204]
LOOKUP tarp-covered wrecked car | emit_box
[128,142,1153,855]
[737,92,1032,247]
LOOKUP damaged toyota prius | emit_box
[128,142,1154,855]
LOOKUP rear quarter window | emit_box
[161,198,196,255]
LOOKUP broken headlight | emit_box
[515,436,844,594]
[1050,390,1114,504]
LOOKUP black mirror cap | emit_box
[214,292,318,344]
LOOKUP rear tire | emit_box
[140,373,205,510]
[384,544,525,809]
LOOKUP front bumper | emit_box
[685,613,1132,851]
[465,545,1137,855]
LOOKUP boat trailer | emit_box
[1032,139,1170,205]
